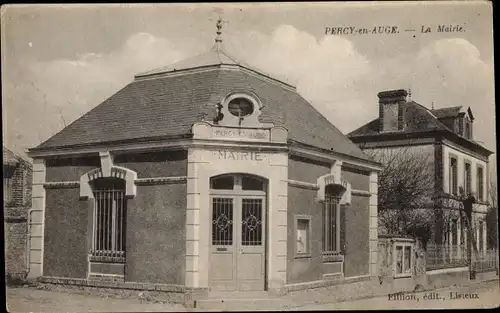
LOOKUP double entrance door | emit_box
[209,174,267,291]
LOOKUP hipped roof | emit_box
[32,47,373,163]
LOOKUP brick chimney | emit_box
[378,89,408,132]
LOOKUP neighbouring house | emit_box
[3,146,32,207]
[25,29,381,297]
[348,89,494,259]
[4,146,33,280]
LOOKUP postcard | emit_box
[2,2,498,311]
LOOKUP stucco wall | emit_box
[114,150,187,178]
[287,155,372,282]
[125,183,187,285]
[442,142,488,203]
[44,188,89,278]
[342,167,370,191]
[288,155,330,183]
[46,156,101,182]
[344,195,370,277]
[286,186,324,284]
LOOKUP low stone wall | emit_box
[281,276,380,308]
[426,267,470,289]
[377,235,471,293]
[36,276,208,308]
[4,207,29,281]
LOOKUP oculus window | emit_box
[228,98,254,118]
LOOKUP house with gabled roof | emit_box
[348,89,493,256]
[26,21,381,299]
[3,146,32,207]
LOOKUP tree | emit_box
[486,181,498,249]
[365,147,435,244]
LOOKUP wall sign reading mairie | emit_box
[213,150,265,161]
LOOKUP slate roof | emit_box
[348,101,491,154]
[3,146,29,166]
[349,101,449,137]
[431,106,463,119]
[32,48,372,163]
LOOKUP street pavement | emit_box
[6,287,184,313]
[292,279,500,310]
[6,279,499,312]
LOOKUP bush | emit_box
[5,272,29,287]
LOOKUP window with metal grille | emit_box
[241,198,263,246]
[91,178,127,259]
[212,198,234,246]
[323,185,342,257]
[464,162,471,196]
[449,157,458,195]
[477,166,484,201]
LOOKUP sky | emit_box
[1,2,496,180]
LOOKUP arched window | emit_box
[91,178,127,258]
[323,185,343,256]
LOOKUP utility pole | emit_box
[462,194,477,280]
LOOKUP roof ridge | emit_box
[219,49,240,65]
[3,146,29,163]
[135,50,220,77]
[431,105,463,112]
[407,101,450,131]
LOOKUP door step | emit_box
[207,291,275,299]
[197,291,286,310]
[195,298,286,310]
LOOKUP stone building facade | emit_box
[26,38,380,296]
[348,89,493,254]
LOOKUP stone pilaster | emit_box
[27,158,46,279]
[369,171,378,277]
[185,148,205,288]
[268,153,288,289]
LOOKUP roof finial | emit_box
[408,87,412,101]
[215,17,223,47]
[211,8,228,51]
[432,101,435,110]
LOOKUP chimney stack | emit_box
[378,89,408,132]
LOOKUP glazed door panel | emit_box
[209,196,237,291]
[209,195,266,291]
[237,197,266,291]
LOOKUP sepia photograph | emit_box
[2,2,498,311]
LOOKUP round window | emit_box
[228,98,254,117]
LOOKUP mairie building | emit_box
[26,31,381,295]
